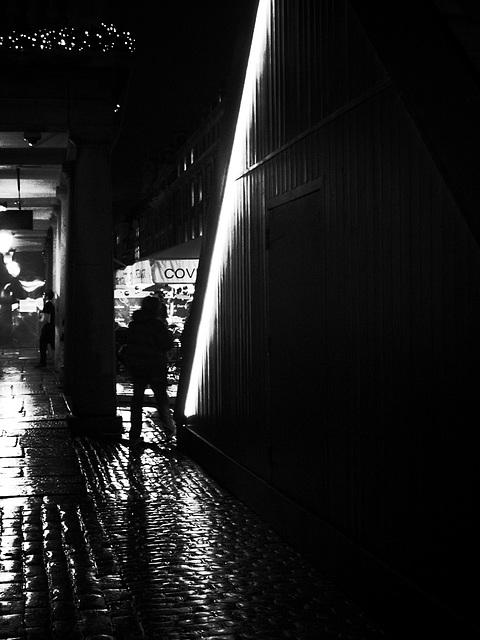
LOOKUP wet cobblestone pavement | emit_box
[1,349,389,639]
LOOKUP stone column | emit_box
[63,138,122,435]
[55,181,69,378]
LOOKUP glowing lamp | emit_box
[0,231,13,255]
[6,260,20,278]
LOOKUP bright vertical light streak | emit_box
[184,0,271,418]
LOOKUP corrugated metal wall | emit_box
[178,0,480,622]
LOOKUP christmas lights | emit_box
[0,23,135,54]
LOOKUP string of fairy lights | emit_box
[0,23,135,53]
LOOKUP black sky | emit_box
[107,1,248,219]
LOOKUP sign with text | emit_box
[151,259,198,284]
[115,260,153,288]
[132,259,153,286]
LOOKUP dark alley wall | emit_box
[177,1,480,635]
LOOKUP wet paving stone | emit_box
[0,495,143,639]
[0,351,390,639]
[74,422,389,640]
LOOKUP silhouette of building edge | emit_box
[174,1,480,637]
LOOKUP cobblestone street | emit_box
[1,350,389,639]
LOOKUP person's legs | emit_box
[130,376,147,442]
[150,374,175,436]
[37,325,54,367]
[38,327,48,366]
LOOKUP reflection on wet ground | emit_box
[1,349,389,639]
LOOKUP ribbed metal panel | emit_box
[183,0,387,462]
[177,0,480,612]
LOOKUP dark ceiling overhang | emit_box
[0,39,133,254]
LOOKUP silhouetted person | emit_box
[35,289,55,368]
[125,296,175,445]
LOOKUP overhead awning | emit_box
[115,260,152,288]
[115,239,202,289]
[150,258,198,284]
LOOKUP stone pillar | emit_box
[55,182,69,377]
[63,138,122,435]
[46,215,60,370]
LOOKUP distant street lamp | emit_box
[5,256,20,278]
[0,231,20,277]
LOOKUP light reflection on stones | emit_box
[0,352,387,639]
[74,431,387,640]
